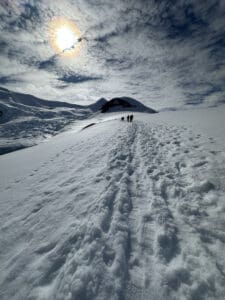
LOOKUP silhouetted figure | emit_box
[127,115,130,122]
[121,117,124,121]
[130,114,134,122]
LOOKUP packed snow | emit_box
[1,106,225,300]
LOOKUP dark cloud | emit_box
[38,55,58,70]
[9,3,41,30]
[0,0,225,109]
[59,73,102,84]
[0,75,21,84]
[0,1,42,31]
[181,82,222,105]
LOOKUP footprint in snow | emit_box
[192,161,208,168]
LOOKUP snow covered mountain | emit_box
[0,108,225,300]
[0,87,104,154]
[0,87,156,155]
[101,97,157,113]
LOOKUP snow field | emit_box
[0,114,225,300]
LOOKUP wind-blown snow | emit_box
[0,109,225,300]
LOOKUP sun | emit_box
[56,26,76,51]
[49,17,82,57]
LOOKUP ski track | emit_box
[0,118,225,300]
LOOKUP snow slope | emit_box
[0,86,106,155]
[0,87,157,155]
[0,110,225,300]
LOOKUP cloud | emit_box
[0,0,225,109]
[59,73,102,84]
[0,75,21,84]
[38,55,58,70]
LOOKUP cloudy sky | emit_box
[0,0,225,109]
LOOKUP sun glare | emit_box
[56,26,76,51]
[49,17,82,57]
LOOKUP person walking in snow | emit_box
[127,115,130,122]
[130,114,134,122]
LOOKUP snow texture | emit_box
[1,109,225,300]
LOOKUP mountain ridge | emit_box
[0,86,157,155]
[101,97,157,113]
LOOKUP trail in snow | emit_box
[0,115,225,300]
[125,122,225,300]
